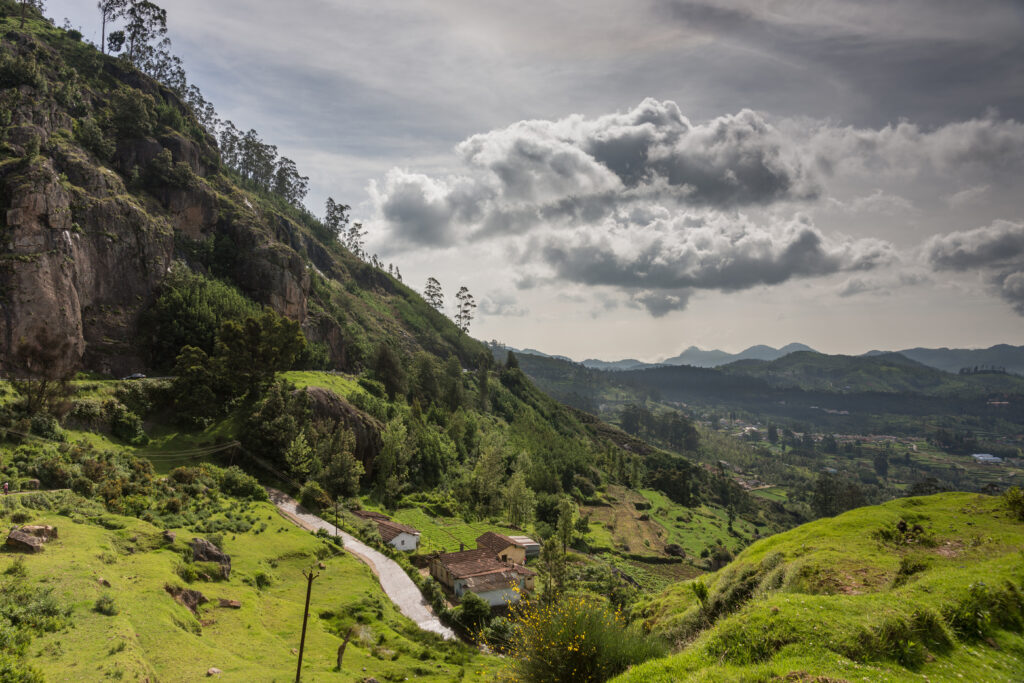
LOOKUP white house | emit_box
[353,510,421,551]
[377,519,421,551]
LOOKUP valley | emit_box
[0,3,1022,682]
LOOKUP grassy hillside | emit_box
[0,490,494,681]
[617,492,1024,682]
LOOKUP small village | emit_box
[353,510,541,608]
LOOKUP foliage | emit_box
[1005,486,1024,521]
[144,265,260,366]
[93,593,118,616]
[505,596,666,682]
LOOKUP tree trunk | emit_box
[336,626,356,670]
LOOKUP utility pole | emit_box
[295,567,319,682]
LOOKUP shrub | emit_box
[219,466,266,501]
[299,480,329,511]
[1004,487,1024,521]
[108,86,155,139]
[94,594,118,616]
[506,596,666,682]
[73,117,114,160]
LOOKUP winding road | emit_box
[266,488,456,641]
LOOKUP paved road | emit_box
[266,488,456,641]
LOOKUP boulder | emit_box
[6,529,45,553]
[190,538,231,579]
[217,598,241,609]
[164,584,208,614]
[98,577,111,588]
[206,667,222,676]
[162,530,177,544]
[20,524,57,540]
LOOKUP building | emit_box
[475,532,528,564]
[972,453,1003,464]
[429,548,535,606]
[353,510,420,551]
[507,535,541,558]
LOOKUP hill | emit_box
[886,344,1024,376]
[617,492,1024,682]
[718,350,1024,396]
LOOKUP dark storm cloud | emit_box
[534,215,894,315]
[663,1,1024,126]
[925,220,1024,315]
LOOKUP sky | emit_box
[51,0,1024,361]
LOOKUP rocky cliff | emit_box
[0,18,474,376]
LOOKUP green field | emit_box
[389,506,528,555]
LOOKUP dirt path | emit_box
[266,488,456,641]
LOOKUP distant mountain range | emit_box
[508,343,1024,375]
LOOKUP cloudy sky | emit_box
[53,0,1024,361]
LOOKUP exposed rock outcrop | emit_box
[299,387,383,471]
[191,537,231,579]
[164,583,209,613]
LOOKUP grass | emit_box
[389,506,528,555]
[617,492,1024,682]
[0,499,497,681]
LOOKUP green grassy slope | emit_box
[0,493,494,682]
[616,492,1024,682]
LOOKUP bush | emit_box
[94,593,118,616]
[1004,487,1024,521]
[298,480,329,511]
[506,596,666,682]
[73,116,114,160]
[219,466,266,501]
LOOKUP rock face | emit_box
[164,583,208,613]
[0,27,472,377]
[191,538,231,579]
[6,528,45,552]
[300,387,383,472]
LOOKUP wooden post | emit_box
[295,568,319,682]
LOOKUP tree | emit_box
[344,222,366,259]
[170,345,220,427]
[97,0,127,54]
[476,365,489,412]
[505,471,535,528]
[372,343,406,400]
[767,423,778,444]
[556,496,576,552]
[117,1,168,67]
[312,422,363,500]
[873,451,889,479]
[19,0,44,28]
[324,197,349,239]
[424,277,443,311]
[5,327,73,415]
[454,286,476,334]
[284,432,314,480]
[272,157,308,205]
[215,311,306,399]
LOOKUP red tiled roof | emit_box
[434,548,536,579]
[376,519,419,542]
[353,510,391,521]
[476,531,521,555]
